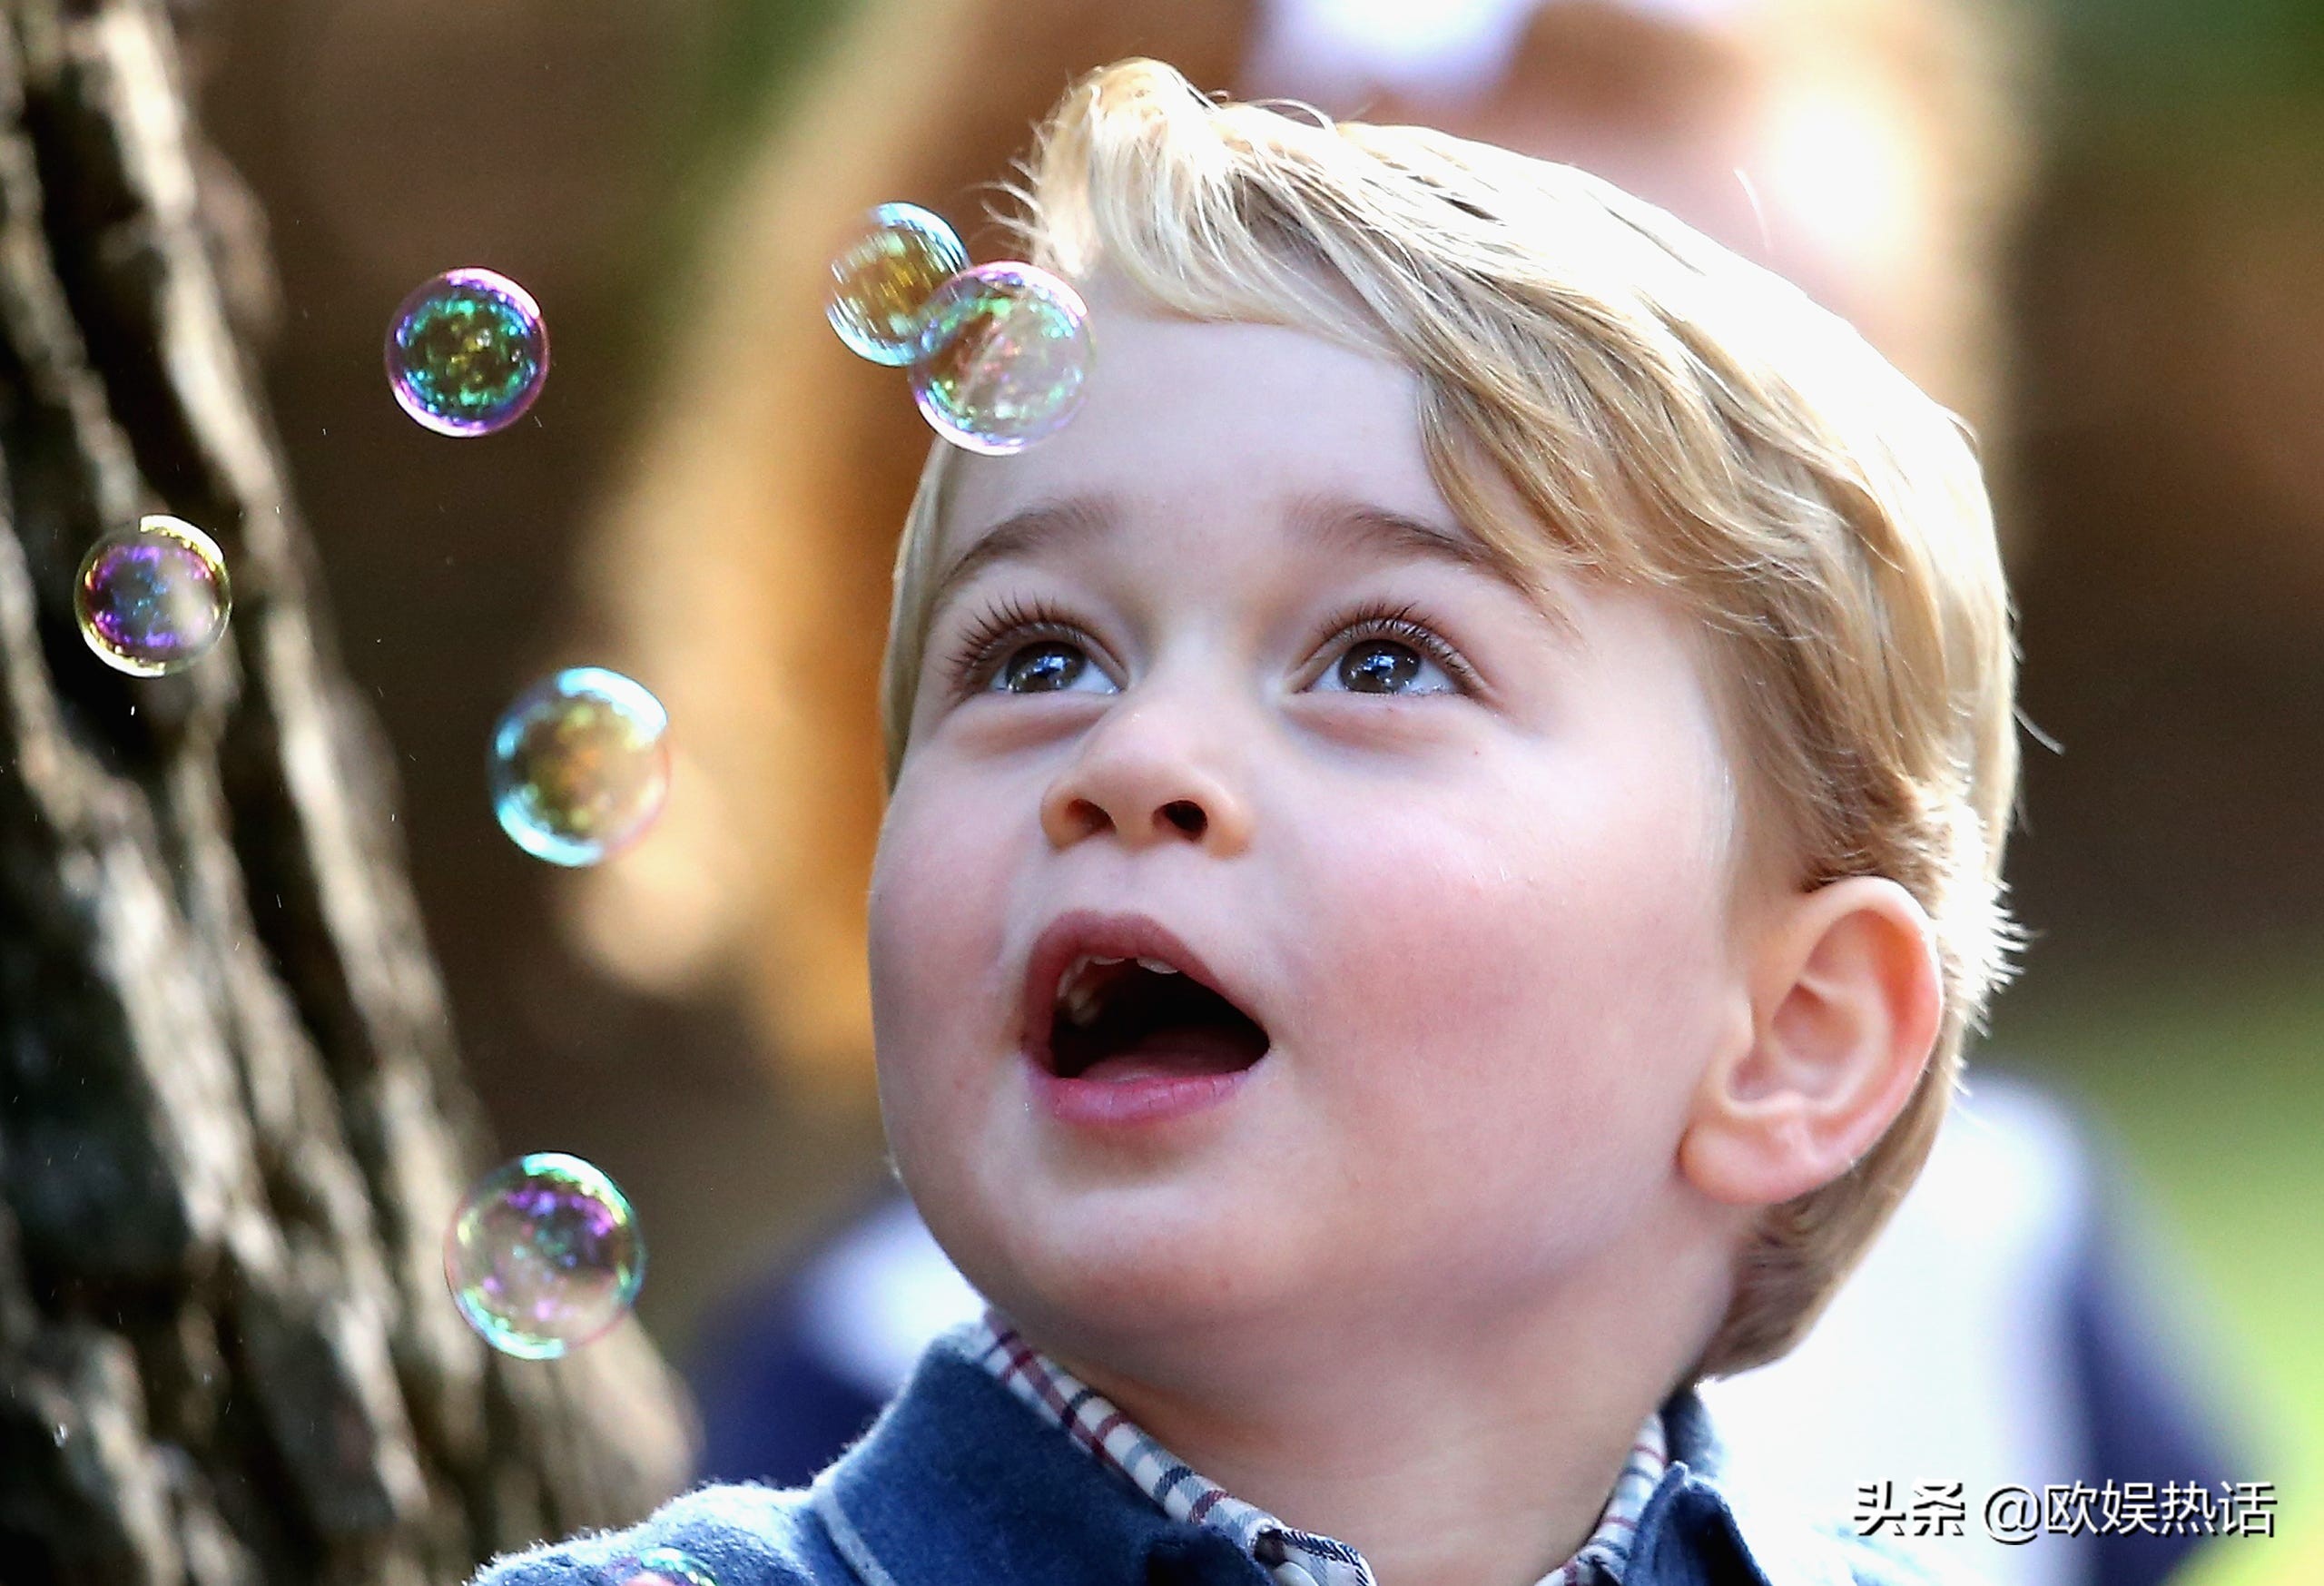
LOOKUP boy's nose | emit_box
[1037,698,1255,857]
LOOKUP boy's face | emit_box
[869,298,1758,1362]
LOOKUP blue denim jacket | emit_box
[472,1321,1991,1586]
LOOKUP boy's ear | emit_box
[1679,876,1944,1207]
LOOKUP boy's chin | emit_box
[1003,1274,1285,1358]
[992,1209,1315,1328]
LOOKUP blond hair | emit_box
[878,58,2021,1380]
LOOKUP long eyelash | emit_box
[940,592,1088,695]
[1321,597,1482,691]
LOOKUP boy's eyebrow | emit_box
[924,497,1117,629]
[925,491,1567,627]
[1288,495,1561,617]
[915,499,1115,636]
[1301,493,1533,586]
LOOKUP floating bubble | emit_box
[908,263,1092,455]
[827,202,970,365]
[608,1550,720,1586]
[74,514,232,676]
[386,267,548,436]
[445,1152,644,1360]
[488,667,670,866]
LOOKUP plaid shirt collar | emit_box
[968,1305,1669,1586]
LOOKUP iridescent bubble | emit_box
[827,202,970,365]
[908,262,1092,455]
[74,514,232,676]
[488,667,670,866]
[386,267,548,436]
[445,1152,644,1360]
[608,1549,720,1586]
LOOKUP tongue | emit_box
[1075,1024,1257,1082]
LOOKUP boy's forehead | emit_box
[937,300,1441,555]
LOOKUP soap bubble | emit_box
[609,1550,720,1586]
[445,1152,644,1360]
[386,267,548,436]
[908,263,1091,455]
[488,667,670,866]
[74,514,232,675]
[827,202,970,365]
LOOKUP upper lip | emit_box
[1019,909,1265,1074]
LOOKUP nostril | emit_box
[1159,800,1205,838]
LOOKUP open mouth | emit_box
[1046,955,1272,1081]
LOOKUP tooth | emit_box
[1090,954,1126,965]
[1136,957,1180,975]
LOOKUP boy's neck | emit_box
[1011,1224,1731,1586]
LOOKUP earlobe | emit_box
[1679,877,1942,1208]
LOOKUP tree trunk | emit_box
[0,1,694,1582]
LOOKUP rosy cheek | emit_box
[1298,770,1713,1080]
[873,786,1022,1042]
[870,822,963,1038]
[1284,825,1551,1069]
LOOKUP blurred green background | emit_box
[1992,953,2323,1586]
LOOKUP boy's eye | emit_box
[1310,609,1468,693]
[990,638,1114,695]
[941,594,1119,697]
[1313,636,1460,696]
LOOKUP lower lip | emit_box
[1027,1052,1258,1128]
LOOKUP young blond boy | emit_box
[477,55,2016,1586]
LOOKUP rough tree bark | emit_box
[0,1,694,1582]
